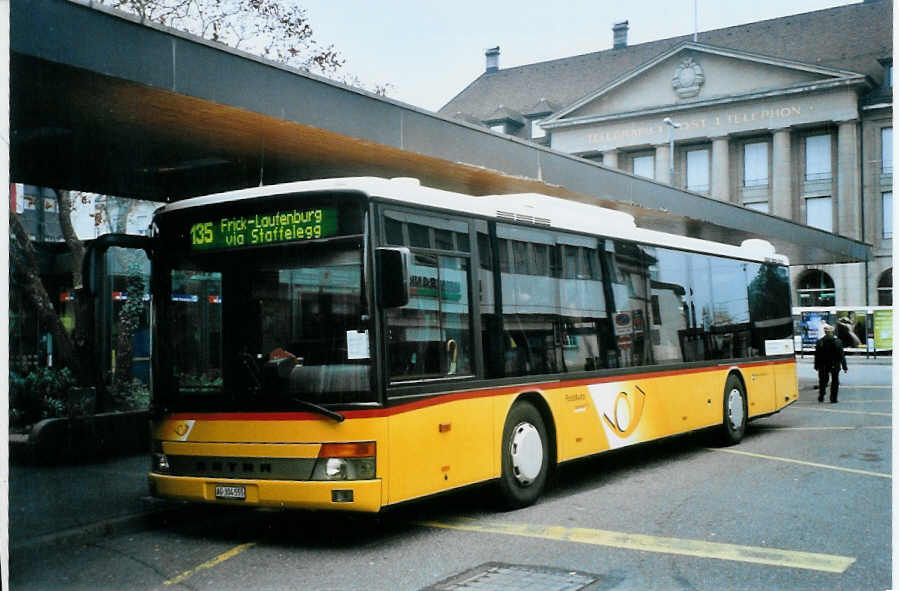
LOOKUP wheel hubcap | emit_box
[727,388,744,430]
[510,422,543,486]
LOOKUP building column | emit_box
[711,136,730,202]
[602,149,619,169]
[837,119,861,240]
[771,128,793,220]
[654,144,671,185]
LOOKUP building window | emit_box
[743,142,769,187]
[530,119,545,139]
[744,201,769,213]
[878,269,892,306]
[490,123,505,134]
[806,196,833,232]
[632,154,654,179]
[686,148,709,193]
[883,192,893,239]
[882,127,892,175]
[805,134,832,181]
[797,269,835,307]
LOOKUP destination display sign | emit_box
[189,207,338,251]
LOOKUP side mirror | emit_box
[377,247,410,308]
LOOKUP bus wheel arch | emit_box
[498,393,555,509]
[719,371,748,446]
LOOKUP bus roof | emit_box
[157,177,789,265]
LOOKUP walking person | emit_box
[814,324,847,403]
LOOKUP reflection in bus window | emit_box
[748,262,793,351]
[169,270,223,392]
[644,248,763,362]
[646,248,689,364]
[606,240,649,368]
[166,245,370,404]
[705,255,753,360]
[497,225,607,376]
[386,254,473,382]
[384,210,470,252]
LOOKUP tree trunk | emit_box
[56,190,110,410]
[10,212,81,378]
[57,190,85,288]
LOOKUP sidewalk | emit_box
[8,454,181,550]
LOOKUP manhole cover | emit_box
[423,562,602,591]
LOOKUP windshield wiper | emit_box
[289,397,345,422]
[238,352,263,396]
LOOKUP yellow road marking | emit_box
[790,407,890,417]
[755,426,888,432]
[418,519,855,573]
[707,448,890,479]
[164,542,256,586]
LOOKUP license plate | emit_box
[215,485,246,500]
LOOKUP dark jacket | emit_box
[814,333,847,372]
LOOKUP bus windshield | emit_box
[157,239,372,411]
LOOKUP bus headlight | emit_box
[311,442,376,481]
[325,458,348,479]
[153,453,171,474]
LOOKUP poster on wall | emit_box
[873,309,893,351]
[835,310,866,349]
[800,311,832,348]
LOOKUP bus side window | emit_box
[496,225,608,377]
[644,247,690,364]
[748,262,792,355]
[386,254,474,383]
[605,240,651,368]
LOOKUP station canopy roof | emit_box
[10,0,871,266]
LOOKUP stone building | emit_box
[440,0,893,308]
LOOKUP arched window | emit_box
[797,270,835,307]
[878,269,892,306]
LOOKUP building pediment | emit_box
[543,42,867,129]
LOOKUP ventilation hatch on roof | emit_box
[496,210,551,226]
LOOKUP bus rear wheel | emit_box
[720,375,747,445]
[498,401,549,509]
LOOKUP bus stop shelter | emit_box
[11,0,871,267]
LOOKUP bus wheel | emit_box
[720,375,747,446]
[499,401,549,509]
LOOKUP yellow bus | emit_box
[139,177,797,511]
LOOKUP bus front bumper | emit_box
[148,473,383,512]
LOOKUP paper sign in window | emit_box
[346,330,370,359]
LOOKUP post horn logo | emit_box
[602,385,646,438]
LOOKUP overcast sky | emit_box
[300,0,858,112]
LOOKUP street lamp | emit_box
[663,117,681,181]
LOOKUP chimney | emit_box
[485,46,500,73]
[613,21,629,49]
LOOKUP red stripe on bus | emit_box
[166,358,794,422]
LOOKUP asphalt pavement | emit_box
[8,356,891,552]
